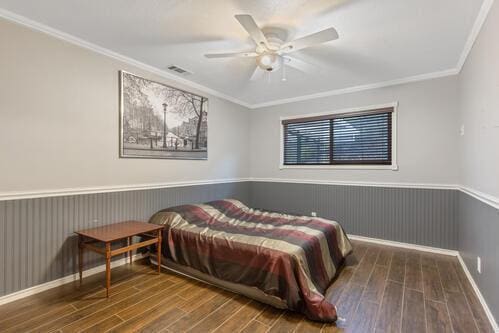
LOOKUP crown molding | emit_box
[0,1,494,110]
[0,8,252,109]
[248,68,459,109]
[248,0,495,109]
[456,0,495,71]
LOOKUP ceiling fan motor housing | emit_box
[204,15,339,79]
[255,31,285,72]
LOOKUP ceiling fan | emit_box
[204,14,339,81]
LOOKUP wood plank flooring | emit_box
[0,240,493,333]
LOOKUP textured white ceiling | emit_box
[0,0,486,106]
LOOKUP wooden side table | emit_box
[75,221,164,297]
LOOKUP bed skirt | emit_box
[149,253,288,309]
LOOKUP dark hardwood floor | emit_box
[0,240,493,332]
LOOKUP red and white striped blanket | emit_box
[149,199,352,322]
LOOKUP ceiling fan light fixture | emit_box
[205,14,339,81]
[256,53,282,72]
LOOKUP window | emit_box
[282,107,394,167]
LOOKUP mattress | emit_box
[148,199,352,322]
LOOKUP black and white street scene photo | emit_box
[120,71,207,159]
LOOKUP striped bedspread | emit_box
[148,199,352,322]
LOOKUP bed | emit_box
[148,199,352,322]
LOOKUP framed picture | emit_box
[119,71,208,159]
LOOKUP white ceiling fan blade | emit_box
[280,27,339,53]
[204,51,257,59]
[235,14,269,49]
[250,67,266,81]
[284,56,317,74]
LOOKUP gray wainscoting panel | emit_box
[3,180,484,305]
[0,182,250,297]
[249,182,458,250]
[458,191,499,322]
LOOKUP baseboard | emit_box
[457,254,499,332]
[1,236,497,332]
[347,234,459,256]
[1,235,455,306]
[349,234,498,331]
[0,253,148,306]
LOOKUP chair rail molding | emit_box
[0,178,252,201]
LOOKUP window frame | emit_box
[279,102,398,170]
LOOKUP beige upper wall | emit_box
[3,5,495,194]
[458,0,499,198]
[249,76,460,186]
[0,18,250,193]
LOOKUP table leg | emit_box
[78,235,83,286]
[128,236,132,264]
[157,229,162,274]
[105,242,111,298]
